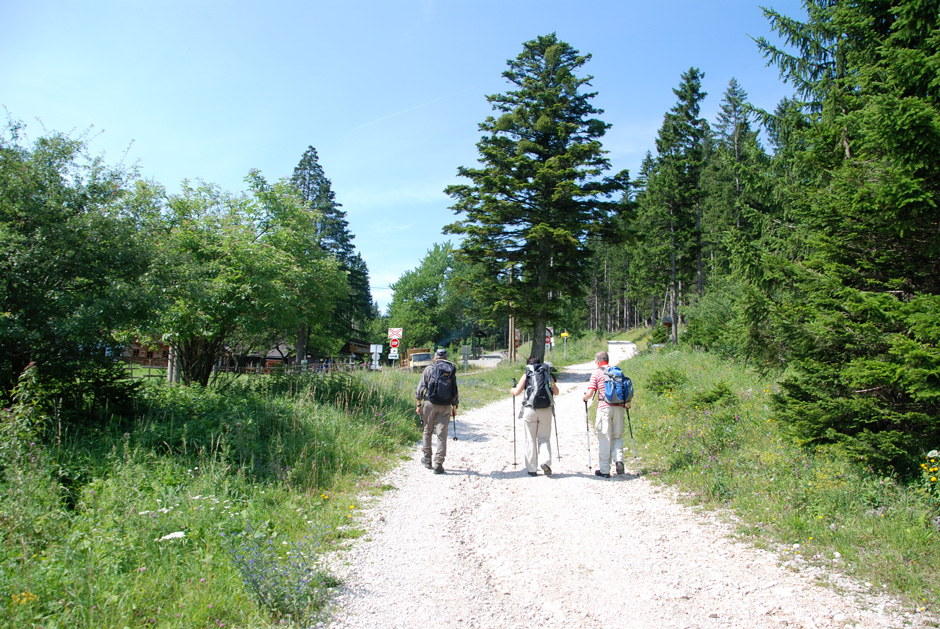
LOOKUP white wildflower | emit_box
[156,531,186,542]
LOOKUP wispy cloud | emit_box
[352,95,452,131]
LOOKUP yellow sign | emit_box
[560,331,570,338]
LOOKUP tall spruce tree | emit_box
[632,68,709,343]
[753,0,940,472]
[702,78,773,275]
[291,146,374,353]
[444,33,628,360]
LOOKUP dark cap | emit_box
[435,348,448,358]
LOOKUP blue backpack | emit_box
[603,366,633,405]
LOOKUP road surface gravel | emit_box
[326,341,934,629]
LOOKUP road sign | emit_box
[390,338,400,349]
[389,349,399,359]
[388,328,403,339]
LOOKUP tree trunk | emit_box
[530,319,546,362]
[177,334,227,386]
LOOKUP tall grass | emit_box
[625,346,939,610]
[0,368,419,627]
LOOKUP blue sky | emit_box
[1,0,804,312]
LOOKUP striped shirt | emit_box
[586,364,612,410]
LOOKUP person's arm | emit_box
[582,371,597,403]
[415,368,429,414]
[510,373,526,396]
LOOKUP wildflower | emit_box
[156,531,186,542]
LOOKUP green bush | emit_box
[646,365,688,395]
[680,277,747,357]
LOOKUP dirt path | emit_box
[326,342,932,628]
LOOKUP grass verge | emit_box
[0,367,420,627]
[624,346,939,612]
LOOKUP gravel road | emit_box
[326,342,934,629]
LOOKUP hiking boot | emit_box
[421,458,432,469]
[594,470,611,478]
[527,471,538,477]
[616,461,625,475]
[541,463,552,476]
[433,464,445,474]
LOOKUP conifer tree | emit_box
[291,146,374,351]
[753,0,940,471]
[631,68,709,342]
[445,33,628,360]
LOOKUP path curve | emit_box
[326,342,932,628]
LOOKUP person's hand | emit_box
[452,406,457,417]
[415,403,421,415]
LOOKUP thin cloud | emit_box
[352,95,452,131]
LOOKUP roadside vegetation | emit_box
[0,366,420,628]
[622,336,939,612]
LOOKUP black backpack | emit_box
[426,360,457,405]
[523,362,554,409]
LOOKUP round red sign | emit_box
[390,338,400,349]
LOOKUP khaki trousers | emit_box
[522,405,553,473]
[596,405,625,474]
[421,401,452,466]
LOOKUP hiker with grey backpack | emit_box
[582,350,634,478]
[415,348,459,474]
[510,356,560,477]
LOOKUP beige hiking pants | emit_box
[421,401,452,466]
[596,404,625,475]
[522,405,553,473]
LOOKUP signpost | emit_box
[560,330,570,359]
[387,329,402,366]
[370,344,383,371]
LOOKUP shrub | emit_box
[646,365,688,395]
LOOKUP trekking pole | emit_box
[584,401,592,470]
[511,378,518,466]
[626,408,638,475]
[452,411,458,441]
[552,405,561,460]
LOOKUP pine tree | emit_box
[291,146,374,349]
[445,33,628,360]
[753,0,940,472]
[631,68,709,343]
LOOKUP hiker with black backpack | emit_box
[510,356,560,477]
[582,350,633,478]
[415,348,459,474]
